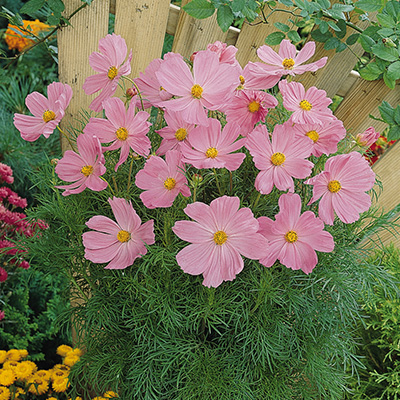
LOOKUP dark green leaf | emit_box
[265,32,286,46]
[335,19,347,39]
[327,20,340,32]
[377,13,396,28]
[377,28,395,37]
[47,13,61,26]
[332,3,354,12]
[300,9,309,17]
[394,106,400,125]
[316,0,330,8]
[296,20,306,28]
[378,101,395,124]
[287,30,301,43]
[320,20,329,34]
[268,1,277,8]
[386,0,400,21]
[359,62,383,80]
[279,0,294,6]
[48,0,65,13]
[274,22,290,32]
[346,33,360,45]
[359,34,376,52]
[326,10,346,19]
[387,61,400,81]
[20,0,46,15]
[387,125,400,141]
[183,0,215,19]
[231,0,245,13]
[336,42,347,52]
[355,0,383,12]
[294,0,306,9]
[216,5,234,32]
[372,43,399,61]
[324,37,340,50]
[311,29,332,42]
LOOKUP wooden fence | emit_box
[58,0,400,247]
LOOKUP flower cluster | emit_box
[0,346,118,399]
[13,34,377,288]
[5,20,50,52]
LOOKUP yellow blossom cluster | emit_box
[4,20,50,52]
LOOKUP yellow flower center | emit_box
[174,128,187,141]
[284,230,298,243]
[205,147,218,159]
[239,75,245,85]
[163,177,176,190]
[282,58,295,69]
[117,230,131,243]
[191,84,203,99]
[42,110,56,122]
[107,66,118,80]
[306,130,319,143]
[160,86,165,91]
[299,100,312,111]
[81,165,93,177]
[116,127,128,141]
[213,230,228,245]
[328,180,341,193]
[248,101,260,113]
[271,152,286,166]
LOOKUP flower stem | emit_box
[127,154,135,192]
[122,76,145,111]
[100,176,115,196]
[213,168,223,195]
[252,191,262,209]
[57,126,75,151]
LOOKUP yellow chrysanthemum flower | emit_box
[5,20,51,52]
[2,361,18,372]
[56,345,73,357]
[68,397,82,400]
[52,376,70,393]
[63,354,80,367]
[51,368,69,382]
[47,397,58,400]
[5,350,21,362]
[53,364,70,372]
[92,397,106,400]
[27,376,49,395]
[34,369,51,381]
[18,350,28,359]
[15,361,36,381]
[104,391,119,398]
[0,352,7,364]
[0,369,16,386]
[66,348,82,357]
[0,386,10,400]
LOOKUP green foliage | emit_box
[373,101,400,141]
[0,264,71,365]
[346,246,400,399]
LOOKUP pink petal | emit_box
[294,41,315,65]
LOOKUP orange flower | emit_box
[5,19,50,52]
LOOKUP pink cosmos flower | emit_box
[135,150,191,209]
[235,62,281,91]
[82,197,155,269]
[305,152,376,225]
[291,117,346,157]
[172,196,269,288]
[14,82,72,142]
[180,119,246,171]
[83,97,151,171]
[253,40,327,77]
[258,193,334,274]
[83,33,132,112]
[155,110,195,155]
[156,50,238,126]
[55,134,108,196]
[356,126,380,147]
[279,80,333,125]
[206,41,240,66]
[0,267,8,282]
[246,124,313,194]
[133,53,181,109]
[224,89,278,135]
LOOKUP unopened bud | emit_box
[50,158,59,165]
[126,87,138,98]
[192,173,203,185]
[190,51,198,63]
[383,38,396,48]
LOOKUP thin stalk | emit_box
[126,154,135,192]
[57,126,75,151]
[213,168,222,195]
[100,176,115,196]
[229,171,233,194]
[252,191,262,209]
[112,176,119,193]
[122,76,145,111]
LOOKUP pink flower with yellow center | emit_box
[83,97,151,171]
[156,50,238,126]
[14,82,72,142]
[224,89,278,135]
[180,119,246,171]
[155,110,195,156]
[279,80,333,125]
[258,193,334,274]
[82,197,155,269]
[252,40,327,77]
[355,126,380,147]
[172,196,269,288]
[305,152,376,225]
[246,124,313,194]
[291,117,346,157]
[135,150,191,209]
[83,33,132,112]
[55,134,107,196]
